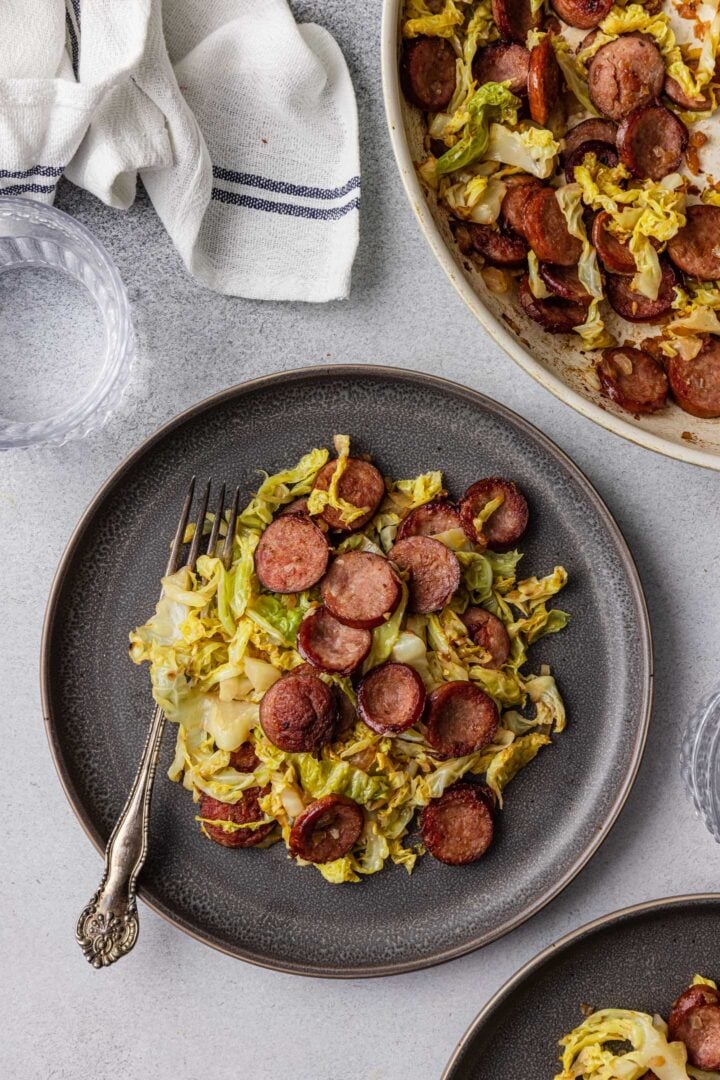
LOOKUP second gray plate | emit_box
[42,366,652,976]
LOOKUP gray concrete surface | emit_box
[1,3,719,1077]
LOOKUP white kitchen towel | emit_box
[0,0,360,301]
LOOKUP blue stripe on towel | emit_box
[211,188,360,220]
[66,3,79,78]
[211,168,360,201]
[0,166,64,179]
[0,182,58,196]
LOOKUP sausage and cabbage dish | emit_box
[400,0,720,419]
[555,975,720,1077]
[130,437,569,883]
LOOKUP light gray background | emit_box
[1,3,718,1078]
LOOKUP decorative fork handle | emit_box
[76,703,166,967]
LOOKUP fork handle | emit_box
[76,704,166,968]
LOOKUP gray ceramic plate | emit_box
[41,365,652,977]
[444,894,720,1078]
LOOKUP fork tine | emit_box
[186,480,211,571]
[205,483,226,558]
[221,486,240,570]
[165,477,196,576]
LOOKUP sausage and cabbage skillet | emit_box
[401,0,720,419]
[554,974,720,1077]
[130,437,570,883]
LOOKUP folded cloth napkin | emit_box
[0,0,360,301]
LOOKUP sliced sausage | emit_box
[597,347,669,414]
[424,681,499,758]
[255,514,329,594]
[312,457,385,532]
[334,685,358,737]
[491,0,541,44]
[389,536,461,613]
[524,188,583,266]
[669,985,720,1033]
[669,1003,720,1071]
[401,36,457,112]
[664,75,712,112]
[297,606,372,675]
[279,496,311,518]
[461,607,511,669]
[289,793,364,863]
[472,42,530,95]
[592,210,636,275]
[357,662,427,734]
[397,499,467,541]
[550,0,612,29]
[588,34,665,121]
[459,477,529,551]
[618,104,688,180]
[259,671,337,752]
[421,782,495,865]
[321,551,402,629]
[539,263,592,304]
[562,118,618,160]
[501,175,542,235]
[564,138,618,182]
[199,790,274,848]
[668,336,720,418]
[605,261,679,323]
[452,220,529,267]
[228,742,260,772]
[518,274,589,333]
[528,36,562,127]
[667,204,720,281]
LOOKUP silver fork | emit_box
[76,479,240,968]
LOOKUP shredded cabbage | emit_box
[486,123,559,178]
[555,1007,698,1080]
[436,83,522,176]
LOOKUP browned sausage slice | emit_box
[668,337,720,418]
[459,477,529,550]
[539,263,592,304]
[588,34,665,121]
[618,104,688,180]
[564,139,619,182]
[592,210,636,275]
[528,36,562,127]
[472,42,530,95]
[669,1003,720,1071]
[562,118,618,160]
[229,742,260,772]
[199,790,274,848]
[321,551,402,629]
[279,496,311,519]
[452,220,529,266]
[357,662,427,734]
[518,274,589,333]
[259,671,337,752]
[492,0,541,44]
[461,607,511,668]
[389,536,461,613]
[501,175,542,235]
[425,681,499,758]
[289,793,364,863]
[297,606,372,674]
[669,984,720,1033]
[397,499,467,541]
[255,514,329,594]
[605,261,678,323]
[597,347,669,414]
[664,75,712,111]
[667,204,720,281]
[312,457,385,532]
[401,36,457,112]
[421,782,495,864]
[524,188,583,266]
[551,0,612,29]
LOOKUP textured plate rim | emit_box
[40,364,653,978]
[442,892,720,1078]
[380,0,720,474]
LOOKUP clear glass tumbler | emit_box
[681,690,720,844]
[0,197,133,449]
